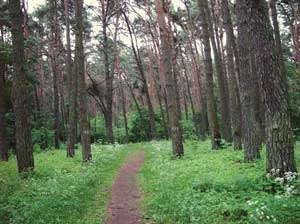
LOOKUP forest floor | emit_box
[105,151,144,224]
[1,140,300,224]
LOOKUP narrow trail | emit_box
[105,151,145,224]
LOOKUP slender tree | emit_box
[0,47,8,161]
[155,0,184,156]
[206,0,232,143]
[9,0,34,172]
[221,0,242,149]
[198,0,221,149]
[75,0,92,161]
[49,0,60,149]
[65,0,77,157]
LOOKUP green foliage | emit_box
[128,107,164,142]
[287,61,300,138]
[140,140,300,224]
[0,144,135,224]
[0,41,12,64]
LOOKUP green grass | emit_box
[0,143,138,224]
[139,140,300,224]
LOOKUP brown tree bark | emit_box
[155,0,184,156]
[75,0,92,161]
[250,0,296,175]
[205,0,232,142]
[64,0,76,157]
[49,0,60,149]
[198,0,221,149]
[9,0,34,172]
[270,0,288,79]
[0,51,8,161]
[236,0,261,161]
[221,0,242,149]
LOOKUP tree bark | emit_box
[155,0,184,156]
[221,0,242,149]
[9,0,34,172]
[250,0,296,175]
[0,52,8,161]
[49,0,60,149]
[206,0,232,142]
[198,0,221,149]
[236,0,261,161]
[75,0,92,161]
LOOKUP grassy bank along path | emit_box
[0,144,138,224]
[139,140,300,224]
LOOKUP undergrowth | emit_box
[140,140,300,224]
[0,143,135,224]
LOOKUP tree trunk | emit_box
[67,64,77,157]
[270,0,288,79]
[0,53,8,161]
[120,84,129,143]
[221,0,242,149]
[236,0,261,161]
[104,112,114,144]
[49,0,60,149]
[250,0,296,175]
[206,0,232,142]
[75,0,92,161]
[155,0,184,156]
[102,8,115,144]
[198,0,221,149]
[9,0,34,172]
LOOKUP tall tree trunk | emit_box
[9,0,34,172]
[236,0,261,161]
[75,0,92,161]
[205,0,232,142]
[102,3,115,144]
[64,0,76,157]
[155,0,184,156]
[67,66,77,157]
[250,0,296,175]
[221,0,242,149]
[49,0,60,149]
[270,0,288,79]
[120,84,129,143]
[0,53,8,161]
[198,0,221,149]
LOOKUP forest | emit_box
[0,0,300,223]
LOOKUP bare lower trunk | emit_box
[206,0,232,142]
[236,0,261,161]
[10,0,34,172]
[250,0,296,175]
[221,0,242,149]
[0,55,8,161]
[104,113,114,144]
[155,0,184,156]
[75,0,92,161]
[198,0,221,149]
[67,64,77,157]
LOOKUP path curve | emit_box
[105,151,145,224]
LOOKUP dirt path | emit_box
[105,151,145,224]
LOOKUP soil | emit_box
[105,151,145,224]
